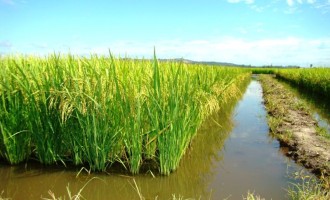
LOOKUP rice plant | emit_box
[0,52,250,174]
[275,68,330,98]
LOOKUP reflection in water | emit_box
[207,80,307,199]
[0,78,309,200]
[0,98,237,200]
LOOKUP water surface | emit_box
[0,79,308,199]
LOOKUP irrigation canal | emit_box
[0,77,326,199]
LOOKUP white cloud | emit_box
[314,1,330,14]
[284,6,299,14]
[227,0,254,4]
[287,0,294,6]
[287,0,318,7]
[249,4,266,12]
[245,0,254,4]
[284,0,321,14]
[83,37,330,67]
[4,37,330,67]
[227,0,240,3]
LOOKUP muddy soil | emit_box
[259,75,330,176]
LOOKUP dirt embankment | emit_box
[259,75,330,176]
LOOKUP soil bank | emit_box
[259,75,330,177]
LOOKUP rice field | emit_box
[275,68,330,98]
[0,53,250,175]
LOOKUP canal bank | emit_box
[260,75,330,177]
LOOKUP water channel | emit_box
[0,78,313,199]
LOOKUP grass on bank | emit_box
[316,126,330,140]
[287,173,330,200]
[259,74,330,199]
[244,175,330,200]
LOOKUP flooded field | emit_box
[0,78,312,199]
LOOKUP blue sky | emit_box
[1,0,330,66]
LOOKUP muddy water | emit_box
[0,79,308,200]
